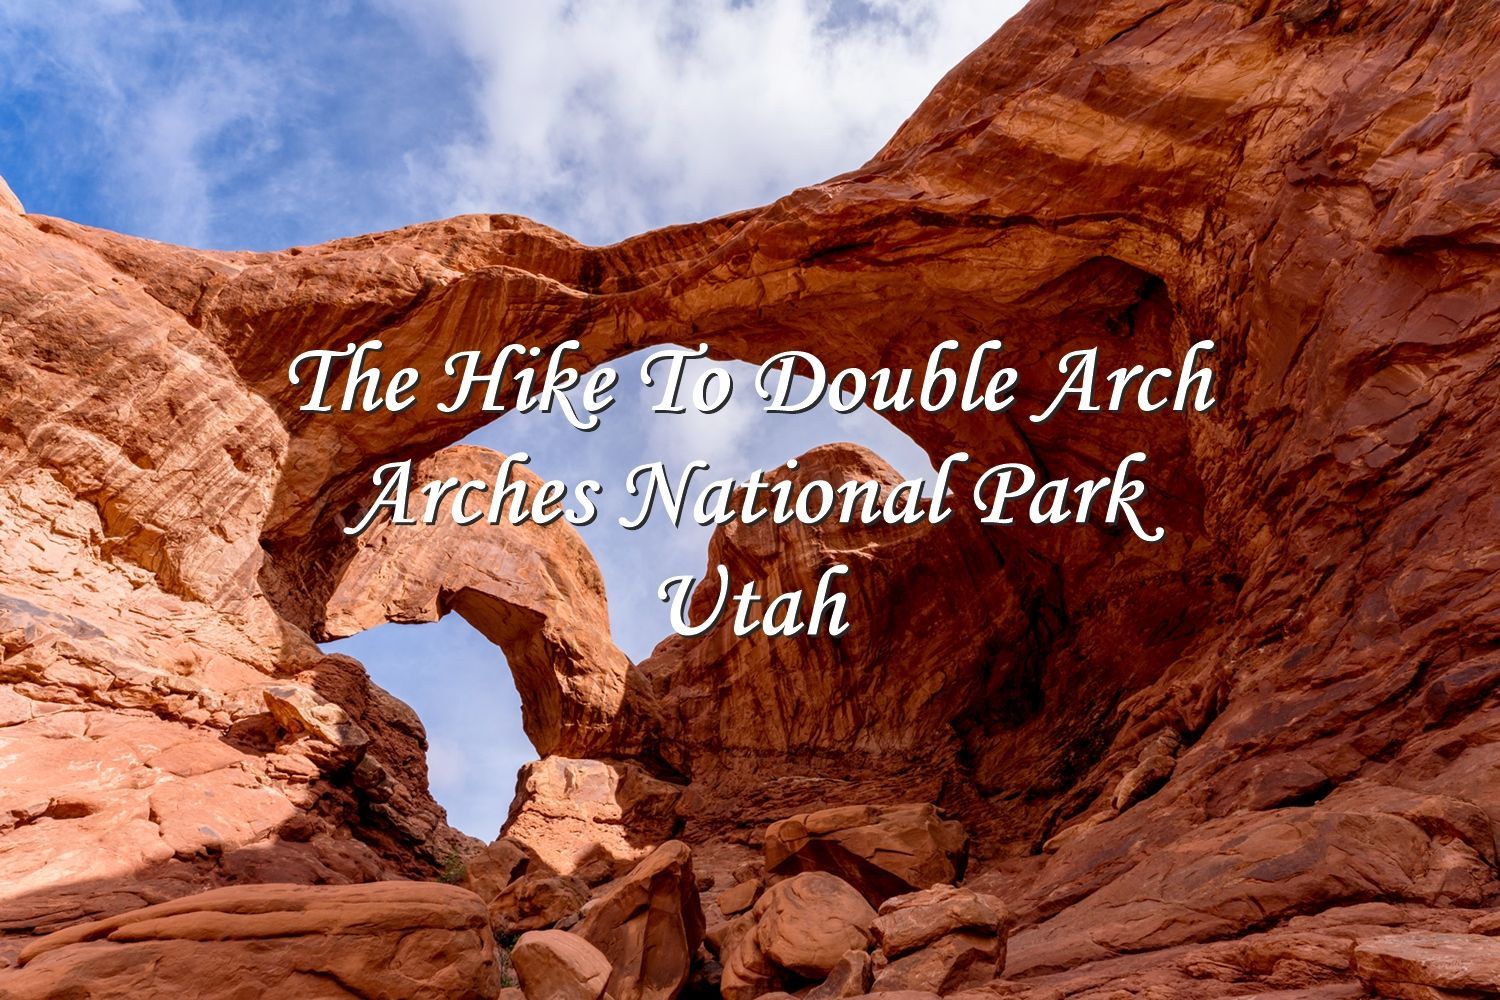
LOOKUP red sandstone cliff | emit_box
[1,0,1498,997]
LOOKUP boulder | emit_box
[717,878,761,916]
[492,873,591,935]
[756,873,877,978]
[1354,933,1500,998]
[807,949,875,1000]
[0,882,499,999]
[721,873,877,1000]
[719,911,781,1000]
[765,804,967,906]
[867,885,1007,995]
[460,836,588,934]
[262,683,370,753]
[872,885,1010,958]
[576,840,704,1000]
[1111,730,1182,812]
[511,929,612,1000]
[704,920,732,957]
[505,757,685,877]
[1470,912,1500,936]
[464,837,533,905]
[870,932,1002,995]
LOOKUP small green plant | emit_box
[437,849,466,885]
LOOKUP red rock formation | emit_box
[763,803,969,907]
[1,0,1498,996]
[511,929,613,1000]
[1354,932,1500,998]
[719,872,877,1000]
[3,882,500,999]
[319,446,659,761]
[576,841,705,1000]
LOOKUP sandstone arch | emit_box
[2,0,1497,983]
[315,444,660,765]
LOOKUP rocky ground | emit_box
[2,0,1499,997]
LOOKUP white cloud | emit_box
[425,736,469,795]
[644,358,759,471]
[0,1,284,246]
[394,0,1013,242]
[121,66,279,246]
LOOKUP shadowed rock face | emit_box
[1,0,1498,993]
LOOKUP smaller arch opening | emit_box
[325,617,530,840]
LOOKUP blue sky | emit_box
[0,0,1018,838]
